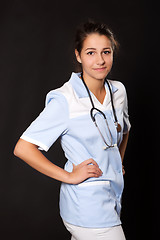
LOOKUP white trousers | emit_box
[63,221,126,240]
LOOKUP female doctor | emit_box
[14,21,131,240]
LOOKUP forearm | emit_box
[119,131,129,163]
[14,139,70,183]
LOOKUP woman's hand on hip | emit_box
[68,158,103,185]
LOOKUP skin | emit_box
[14,140,102,184]
[75,33,129,171]
[14,33,129,184]
[75,33,113,104]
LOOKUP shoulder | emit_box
[109,79,126,95]
[107,79,128,108]
[108,79,127,100]
[45,81,72,106]
[45,78,78,109]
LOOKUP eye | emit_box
[103,50,111,55]
[87,51,95,55]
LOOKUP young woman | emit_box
[14,21,131,240]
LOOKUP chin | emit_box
[84,69,109,81]
[94,72,109,80]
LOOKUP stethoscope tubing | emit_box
[81,73,118,125]
[81,73,121,149]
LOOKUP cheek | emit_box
[81,56,94,68]
[105,56,113,67]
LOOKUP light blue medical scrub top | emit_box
[21,72,131,228]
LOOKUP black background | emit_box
[0,0,158,239]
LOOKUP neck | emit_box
[82,72,105,96]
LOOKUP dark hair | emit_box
[75,20,119,54]
[74,20,119,71]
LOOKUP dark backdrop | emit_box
[0,1,157,239]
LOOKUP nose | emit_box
[96,54,105,66]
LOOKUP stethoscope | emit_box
[81,73,122,150]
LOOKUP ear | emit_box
[75,49,82,64]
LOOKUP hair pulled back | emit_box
[75,20,119,54]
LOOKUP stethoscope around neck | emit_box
[81,73,122,150]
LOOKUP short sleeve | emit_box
[20,90,69,151]
[123,89,131,134]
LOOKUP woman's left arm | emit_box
[119,132,129,175]
[119,131,129,163]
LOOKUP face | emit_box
[75,33,113,81]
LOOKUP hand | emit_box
[68,158,103,185]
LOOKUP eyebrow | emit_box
[85,47,111,51]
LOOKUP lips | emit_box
[93,67,107,71]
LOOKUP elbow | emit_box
[13,138,27,158]
[13,147,17,157]
[13,139,38,158]
[13,140,21,157]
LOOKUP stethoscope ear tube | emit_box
[105,79,118,123]
[105,79,121,133]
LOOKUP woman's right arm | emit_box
[14,139,102,184]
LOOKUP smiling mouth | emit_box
[93,67,107,71]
